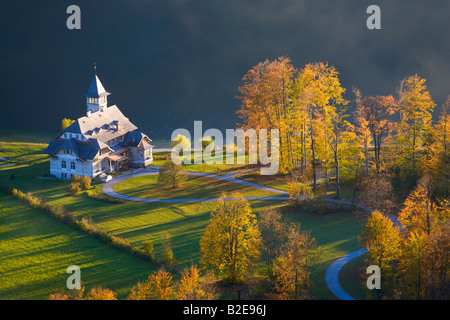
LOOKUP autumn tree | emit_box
[200,193,262,283]
[286,173,314,206]
[272,224,320,299]
[79,175,91,190]
[398,231,429,299]
[431,96,450,197]
[423,221,450,299]
[398,175,440,237]
[128,268,174,300]
[160,233,175,266]
[177,265,203,300]
[301,63,347,189]
[85,287,117,300]
[158,160,187,188]
[353,87,373,180]
[49,286,118,301]
[353,88,397,181]
[237,58,348,184]
[395,178,449,299]
[237,57,297,172]
[394,75,435,186]
[258,208,288,277]
[62,118,75,130]
[67,180,81,196]
[48,293,69,300]
[328,102,356,199]
[360,211,402,299]
[358,176,397,216]
[177,265,218,300]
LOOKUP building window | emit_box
[62,161,66,169]
[71,162,76,170]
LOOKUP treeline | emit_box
[237,57,449,198]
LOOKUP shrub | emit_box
[143,240,155,260]
[68,181,81,196]
[79,175,91,190]
[160,234,175,266]
[153,154,169,160]
[158,160,187,188]
[85,287,117,300]
[287,180,314,206]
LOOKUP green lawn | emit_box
[0,193,154,300]
[237,173,290,192]
[0,140,365,299]
[0,141,48,166]
[152,152,253,174]
[252,202,364,299]
[114,174,281,200]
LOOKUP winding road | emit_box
[102,166,374,300]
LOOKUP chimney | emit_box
[87,111,92,118]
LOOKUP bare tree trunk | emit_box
[334,150,340,199]
[352,158,362,205]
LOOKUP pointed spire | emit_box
[83,65,110,98]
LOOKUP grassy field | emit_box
[0,137,365,300]
[152,151,254,174]
[0,193,155,300]
[114,174,281,199]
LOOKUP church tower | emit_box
[83,68,111,116]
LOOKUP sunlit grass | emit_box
[0,193,154,300]
[0,140,364,299]
[114,174,280,200]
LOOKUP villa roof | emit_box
[64,105,138,143]
[123,131,153,148]
[44,137,111,160]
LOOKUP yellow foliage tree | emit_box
[360,211,402,299]
[272,225,320,299]
[199,192,262,283]
[128,268,173,300]
[85,287,117,300]
[62,118,75,130]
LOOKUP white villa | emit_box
[45,72,153,179]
